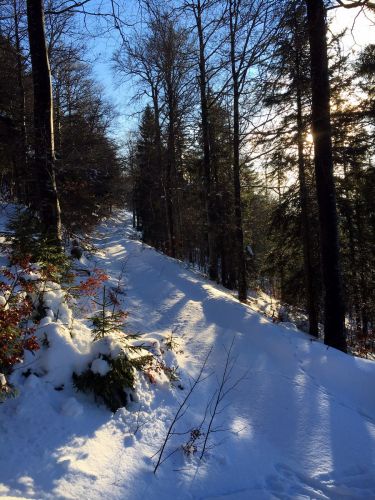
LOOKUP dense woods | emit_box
[0,0,374,356]
[0,0,125,236]
[119,0,374,353]
[1,2,375,497]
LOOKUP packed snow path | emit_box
[1,211,375,499]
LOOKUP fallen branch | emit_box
[200,338,247,460]
[153,347,212,474]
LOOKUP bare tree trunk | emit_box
[27,0,62,245]
[151,84,169,249]
[166,82,176,258]
[195,0,218,281]
[229,1,247,303]
[296,91,319,337]
[55,78,63,156]
[305,0,346,351]
[13,0,28,202]
[294,20,319,337]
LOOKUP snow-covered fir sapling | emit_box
[73,284,154,412]
[73,353,150,412]
[90,286,128,341]
[6,209,72,285]
[73,281,180,411]
[164,331,184,355]
[5,209,79,328]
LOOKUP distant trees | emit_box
[0,1,30,202]
[258,0,320,337]
[119,0,374,352]
[333,44,375,347]
[118,0,281,301]
[0,34,26,198]
[133,105,166,248]
[115,7,193,258]
[227,0,280,302]
[189,0,220,282]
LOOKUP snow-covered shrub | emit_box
[72,285,154,411]
[73,352,152,412]
[0,218,78,376]
[73,286,176,412]
[6,209,72,284]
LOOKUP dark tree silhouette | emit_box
[305,0,346,351]
[27,0,61,245]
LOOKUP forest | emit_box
[0,0,374,499]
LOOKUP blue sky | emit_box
[74,0,142,141]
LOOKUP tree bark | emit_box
[305,0,346,351]
[13,0,28,202]
[294,17,319,338]
[195,0,218,281]
[296,90,319,337]
[27,0,62,245]
[166,81,176,258]
[229,0,247,303]
[151,84,169,250]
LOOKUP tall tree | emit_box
[293,3,319,336]
[148,10,193,258]
[12,0,28,201]
[188,0,226,281]
[227,0,277,302]
[26,0,61,245]
[305,0,346,351]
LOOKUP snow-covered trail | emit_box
[93,212,375,499]
[1,211,375,500]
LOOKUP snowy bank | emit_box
[0,210,374,500]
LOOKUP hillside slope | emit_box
[1,211,374,500]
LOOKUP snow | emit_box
[61,397,84,418]
[91,358,111,376]
[0,210,375,499]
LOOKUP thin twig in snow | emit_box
[153,347,212,473]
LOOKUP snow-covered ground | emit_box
[1,210,375,500]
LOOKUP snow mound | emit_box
[91,358,111,376]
